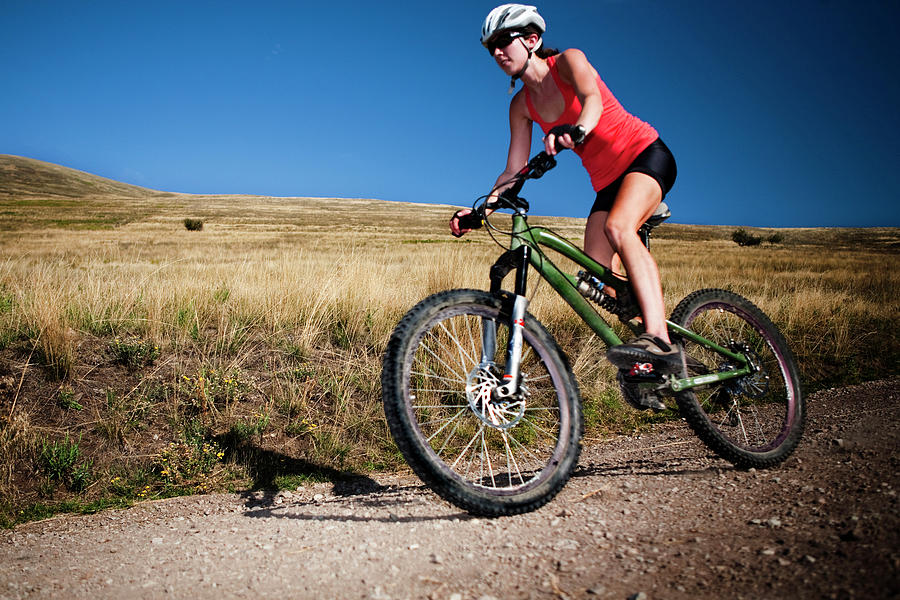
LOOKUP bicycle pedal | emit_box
[630,362,654,376]
[622,362,664,383]
[618,381,667,412]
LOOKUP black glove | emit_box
[451,209,483,237]
[548,124,587,150]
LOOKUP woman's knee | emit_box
[603,216,637,251]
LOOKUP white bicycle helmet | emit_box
[481,4,546,46]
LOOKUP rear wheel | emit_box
[670,289,804,468]
[381,289,583,516]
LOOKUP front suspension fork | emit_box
[481,246,531,399]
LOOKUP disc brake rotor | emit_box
[466,364,527,430]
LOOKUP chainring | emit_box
[616,370,667,412]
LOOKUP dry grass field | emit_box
[1,154,898,526]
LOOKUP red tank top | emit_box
[524,54,658,192]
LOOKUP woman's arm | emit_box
[451,92,533,237]
[491,92,534,197]
[544,48,604,155]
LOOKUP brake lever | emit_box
[527,152,557,179]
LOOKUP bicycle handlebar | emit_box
[452,149,562,236]
[481,151,559,216]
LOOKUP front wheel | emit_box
[670,289,805,469]
[381,289,583,516]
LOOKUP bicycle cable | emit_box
[469,153,633,308]
[478,190,637,318]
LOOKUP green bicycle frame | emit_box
[505,213,752,393]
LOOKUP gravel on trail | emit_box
[1,379,898,600]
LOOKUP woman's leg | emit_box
[593,172,671,343]
[584,211,615,267]
[584,212,625,284]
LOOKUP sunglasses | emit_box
[485,31,525,54]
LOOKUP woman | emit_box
[450,4,680,374]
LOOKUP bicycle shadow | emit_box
[216,429,724,524]
[212,431,356,489]
[240,489,470,525]
[212,431,470,523]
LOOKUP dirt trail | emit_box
[2,379,898,600]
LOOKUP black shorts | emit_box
[589,137,677,214]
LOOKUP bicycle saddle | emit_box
[644,201,671,229]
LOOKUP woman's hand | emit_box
[544,124,586,156]
[544,131,573,155]
[450,208,482,238]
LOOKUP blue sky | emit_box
[3,1,898,227]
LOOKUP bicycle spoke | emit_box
[441,320,477,371]
[426,407,469,444]
[506,431,550,466]
[483,432,497,489]
[449,423,485,470]
[412,386,468,395]
[501,430,525,487]
[410,370,466,387]
[519,415,558,441]
[419,337,468,382]
[524,372,550,383]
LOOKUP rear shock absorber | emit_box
[575,271,606,303]
[575,271,639,320]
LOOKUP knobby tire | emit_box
[670,289,805,468]
[381,290,583,516]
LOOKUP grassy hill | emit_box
[0,155,897,528]
[0,155,167,199]
[0,155,177,230]
[3,154,897,249]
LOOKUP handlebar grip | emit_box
[456,210,483,231]
[553,137,568,153]
[549,124,586,152]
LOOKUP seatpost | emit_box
[638,224,651,250]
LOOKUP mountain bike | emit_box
[381,150,805,517]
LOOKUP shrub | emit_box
[57,386,83,411]
[732,228,763,247]
[766,232,784,244]
[68,461,93,492]
[109,336,160,370]
[154,439,224,487]
[39,434,80,481]
[229,410,271,441]
[39,434,91,491]
[180,367,249,414]
[183,218,204,231]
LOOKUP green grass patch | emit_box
[109,336,160,370]
[47,218,119,230]
[272,473,329,490]
[38,434,93,492]
[1,497,132,529]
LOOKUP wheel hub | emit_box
[466,364,527,429]
[726,342,769,399]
